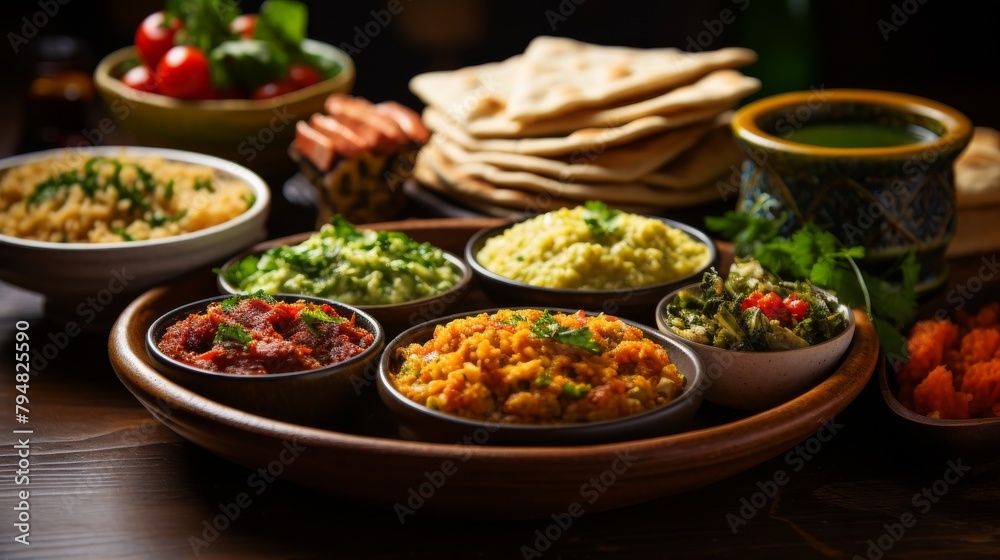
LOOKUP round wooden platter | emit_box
[109,218,880,519]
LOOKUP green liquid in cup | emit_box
[782,123,937,148]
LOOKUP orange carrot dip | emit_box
[391,309,686,424]
[898,303,1000,419]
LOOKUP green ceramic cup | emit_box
[731,89,973,292]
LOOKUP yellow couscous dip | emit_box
[475,203,711,290]
[391,309,686,424]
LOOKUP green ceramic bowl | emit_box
[731,89,973,292]
[93,40,355,172]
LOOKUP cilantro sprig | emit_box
[529,311,602,354]
[220,290,276,312]
[213,322,251,348]
[300,306,345,336]
[582,200,622,238]
[706,194,918,356]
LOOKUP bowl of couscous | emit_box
[465,202,716,320]
[0,146,269,322]
[377,307,705,445]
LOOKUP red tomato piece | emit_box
[783,292,810,321]
[230,14,257,40]
[156,46,215,100]
[251,81,297,100]
[120,65,158,93]
[287,63,323,89]
[757,291,792,325]
[741,291,764,313]
[135,11,181,68]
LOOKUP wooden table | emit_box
[1,249,998,560]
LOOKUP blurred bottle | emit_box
[17,35,95,153]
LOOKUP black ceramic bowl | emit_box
[377,307,706,445]
[465,217,717,321]
[146,294,384,427]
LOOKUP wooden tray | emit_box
[109,218,880,519]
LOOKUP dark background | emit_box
[1,0,998,156]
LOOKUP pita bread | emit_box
[415,150,670,215]
[644,124,745,190]
[408,56,519,124]
[421,143,724,207]
[955,127,1000,209]
[505,36,757,123]
[464,69,759,137]
[431,117,717,183]
[423,103,726,157]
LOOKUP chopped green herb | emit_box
[582,200,622,238]
[220,290,276,312]
[300,306,345,336]
[529,310,602,353]
[164,180,175,200]
[112,227,135,241]
[535,373,552,389]
[193,177,215,192]
[561,381,591,398]
[213,322,252,347]
[497,312,526,325]
[144,209,187,228]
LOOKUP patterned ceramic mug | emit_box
[731,89,972,292]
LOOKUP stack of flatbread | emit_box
[408,36,760,215]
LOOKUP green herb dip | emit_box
[222,216,461,305]
[782,122,935,148]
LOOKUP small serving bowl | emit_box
[377,308,706,445]
[93,40,355,171]
[731,89,973,292]
[146,294,384,426]
[0,146,269,325]
[878,360,1000,465]
[465,218,717,321]
[655,284,856,410]
[216,231,473,333]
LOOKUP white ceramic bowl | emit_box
[0,146,270,320]
[655,284,856,410]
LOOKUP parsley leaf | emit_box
[529,310,602,353]
[213,322,252,347]
[582,200,622,238]
[220,290,276,312]
[193,177,215,192]
[300,306,345,337]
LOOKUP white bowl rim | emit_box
[0,145,270,251]
[655,281,857,355]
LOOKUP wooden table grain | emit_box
[1,253,998,560]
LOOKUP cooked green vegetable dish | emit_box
[663,258,848,351]
[221,216,461,305]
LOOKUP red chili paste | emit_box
[158,297,374,375]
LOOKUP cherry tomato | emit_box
[251,81,296,100]
[135,11,181,68]
[120,65,158,93]
[230,14,257,39]
[156,46,215,100]
[287,63,323,89]
[783,293,810,321]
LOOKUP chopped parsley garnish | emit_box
[144,209,187,228]
[164,180,175,200]
[27,157,158,213]
[193,177,215,192]
[213,322,252,348]
[497,312,526,325]
[561,381,591,398]
[535,373,552,388]
[112,227,135,241]
[529,310,602,354]
[220,290,276,312]
[301,306,346,336]
[582,200,622,238]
